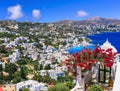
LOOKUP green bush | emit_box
[19,88,29,91]
[66,81,75,89]
[90,84,103,91]
[48,83,69,91]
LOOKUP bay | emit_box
[87,32,120,53]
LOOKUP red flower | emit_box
[90,60,96,64]
[85,65,91,70]
[78,63,84,67]
[66,47,117,73]
[105,61,113,67]
[106,48,112,52]
[104,58,110,63]
[65,59,70,62]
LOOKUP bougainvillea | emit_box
[66,47,118,75]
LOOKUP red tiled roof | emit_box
[0,87,3,91]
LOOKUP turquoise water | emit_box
[68,45,95,54]
[68,32,120,54]
[87,32,120,53]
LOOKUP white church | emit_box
[71,40,120,91]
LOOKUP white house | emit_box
[16,80,47,91]
[40,70,47,76]
[0,27,6,32]
[8,49,20,63]
[48,70,65,80]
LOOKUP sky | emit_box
[0,0,120,22]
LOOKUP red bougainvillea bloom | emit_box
[78,63,83,67]
[90,60,96,64]
[105,61,114,67]
[66,47,117,75]
[104,58,110,63]
[86,65,91,70]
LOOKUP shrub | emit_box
[66,81,75,89]
[48,83,69,91]
[90,84,103,91]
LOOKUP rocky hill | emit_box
[53,16,120,25]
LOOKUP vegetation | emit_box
[0,32,19,38]
[57,75,73,82]
[19,88,29,91]
[48,83,70,91]
[32,74,57,84]
[66,81,75,89]
[90,84,103,91]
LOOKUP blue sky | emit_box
[0,0,120,22]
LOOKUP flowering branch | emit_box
[66,47,118,76]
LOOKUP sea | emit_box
[68,32,120,54]
[87,32,120,53]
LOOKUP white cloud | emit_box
[77,10,88,17]
[8,4,24,20]
[32,10,41,19]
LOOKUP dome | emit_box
[100,39,117,53]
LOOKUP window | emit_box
[98,65,111,84]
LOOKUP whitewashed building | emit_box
[48,70,65,80]
[16,80,47,91]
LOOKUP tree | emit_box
[0,64,2,72]
[44,64,52,70]
[0,72,3,84]
[66,81,75,89]
[20,66,28,80]
[12,72,21,83]
[0,45,7,53]
[4,63,18,74]
[39,64,43,70]
[17,58,28,65]
[32,61,39,70]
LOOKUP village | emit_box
[0,20,120,91]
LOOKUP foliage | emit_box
[0,64,2,72]
[44,64,52,70]
[57,75,73,82]
[0,32,19,38]
[39,64,43,70]
[66,81,75,89]
[78,37,83,42]
[36,43,43,49]
[4,63,18,74]
[31,61,40,70]
[20,66,28,80]
[90,84,103,91]
[19,88,29,91]
[0,45,7,53]
[17,58,28,65]
[0,72,3,84]
[48,83,69,91]
[12,72,22,83]
[32,74,57,84]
